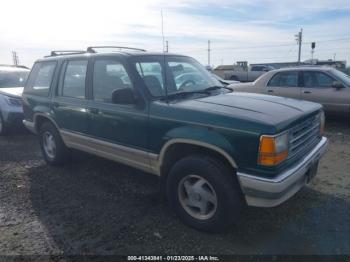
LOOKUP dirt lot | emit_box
[0,116,349,255]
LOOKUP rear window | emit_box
[0,70,29,88]
[24,61,57,96]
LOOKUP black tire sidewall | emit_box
[166,155,244,232]
[0,111,8,136]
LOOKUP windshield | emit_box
[331,69,350,86]
[0,70,29,88]
[134,56,222,97]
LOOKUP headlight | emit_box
[320,111,325,135]
[258,132,289,166]
[5,96,22,107]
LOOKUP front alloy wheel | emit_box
[167,155,245,232]
[178,175,217,220]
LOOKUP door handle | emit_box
[303,90,311,94]
[267,89,274,93]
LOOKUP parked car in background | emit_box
[0,65,30,135]
[229,66,350,114]
[214,64,274,82]
[23,47,327,232]
[204,65,240,86]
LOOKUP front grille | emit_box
[288,114,321,159]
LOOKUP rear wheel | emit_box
[166,155,245,232]
[39,122,68,165]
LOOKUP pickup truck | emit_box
[22,47,328,232]
[214,64,275,82]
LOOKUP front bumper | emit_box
[1,103,23,127]
[237,136,328,207]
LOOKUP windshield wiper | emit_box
[160,90,211,100]
[204,85,233,92]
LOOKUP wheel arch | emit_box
[34,113,60,133]
[158,138,238,182]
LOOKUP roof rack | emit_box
[48,50,86,57]
[86,46,146,53]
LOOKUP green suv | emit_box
[22,47,328,231]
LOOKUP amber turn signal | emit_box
[258,133,289,166]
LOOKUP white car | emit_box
[0,65,29,135]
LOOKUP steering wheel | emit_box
[179,79,196,89]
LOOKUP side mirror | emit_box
[112,88,136,104]
[332,81,345,89]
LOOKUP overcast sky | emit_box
[1,0,350,67]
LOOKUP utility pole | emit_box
[165,40,169,52]
[333,53,336,61]
[12,51,19,66]
[207,40,211,66]
[295,28,303,64]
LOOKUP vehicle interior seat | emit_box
[143,75,164,96]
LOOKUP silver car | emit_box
[229,66,350,113]
[0,66,29,135]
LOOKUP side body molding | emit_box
[29,115,238,177]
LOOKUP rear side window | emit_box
[25,61,56,96]
[61,60,87,98]
[268,71,298,87]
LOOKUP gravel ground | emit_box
[0,116,349,255]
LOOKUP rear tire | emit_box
[39,122,68,165]
[166,155,244,232]
[0,112,8,136]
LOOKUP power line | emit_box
[172,35,350,53]
[304,36,350,44]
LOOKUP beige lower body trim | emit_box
[60,130,160,175]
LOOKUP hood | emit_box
[0,87,23,98]
[175,92,322,130]
[228,82,252,89]
[222,80,240,85]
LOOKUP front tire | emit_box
[39,122,68,165]
[166,155,245,232]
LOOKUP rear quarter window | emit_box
[24,61,57,96]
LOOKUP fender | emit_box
[33,111,60,132]
[157,126,239,170]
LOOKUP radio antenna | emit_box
[161,9,165,53]
[160,8,168,102]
